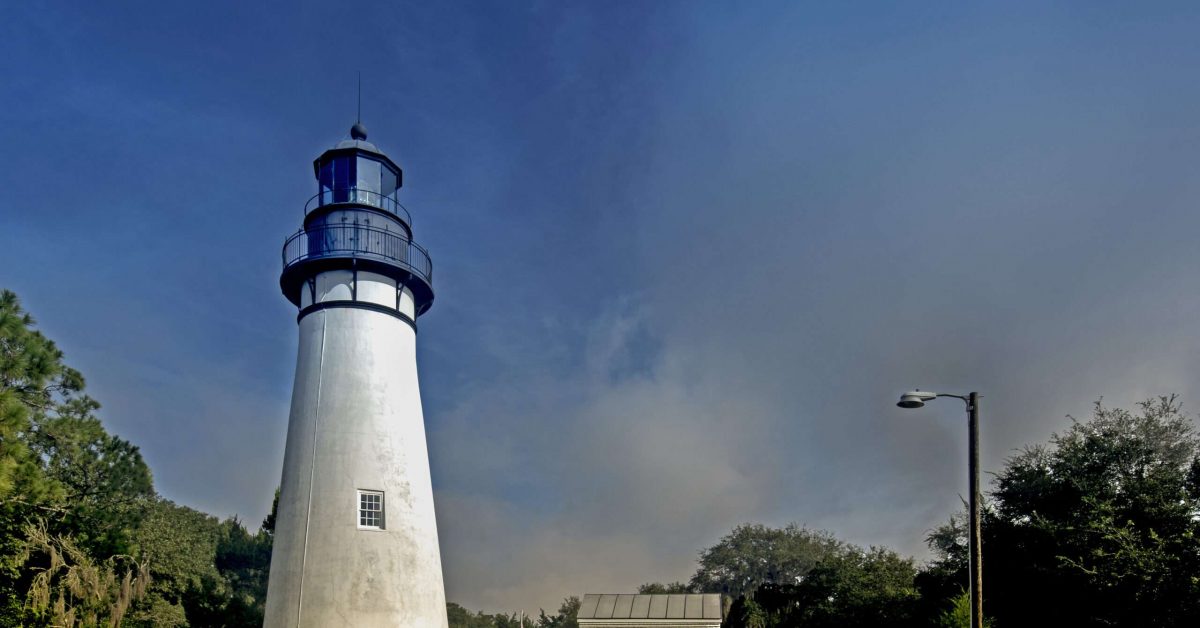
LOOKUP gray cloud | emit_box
[427,4,1200,613]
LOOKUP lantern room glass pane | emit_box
[357,156,381,197]
[319,161,334,200]
[381,167,398,199]
[332,156,353,202]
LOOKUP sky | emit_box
[3,0,1200,615]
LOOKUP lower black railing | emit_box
[282,223,433,285]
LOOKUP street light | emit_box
[898,389,983,628]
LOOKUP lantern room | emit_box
[308,122,408,229]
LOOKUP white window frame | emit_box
[357,489,385,530]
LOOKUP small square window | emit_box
[357,490,384,530]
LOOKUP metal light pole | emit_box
[898,390,983,628]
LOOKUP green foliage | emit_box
[536,596,580,628]
[932,589,993,628]
[0,289,79,506]
[28,396,154,560]
[447,601,529,628]
[124,502,271,627]
[0,290,155,621]
[447,601,491,628]
[724,596,767,628]
[0,289,91,623]
[210,516,273,623]
[19,520,150,627]
[720,539,918,628]
[131,499,221,617]
[0,290,272,626]
[447,599,572,628]
[921,396,1200,627]
[637,581,692,594]
[261,488,279,536]
[792,546,919,626]
[690,523,844,598]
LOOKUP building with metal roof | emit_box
[577,594,726,628]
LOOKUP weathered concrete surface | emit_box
[265,285,448,628]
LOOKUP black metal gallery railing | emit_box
[282,223,433,285]
[304,188,413,226]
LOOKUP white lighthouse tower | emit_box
[264,122,448,627]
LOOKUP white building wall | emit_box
[264,293,447,627]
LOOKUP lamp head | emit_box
[897,390,937,409]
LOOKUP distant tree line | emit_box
[448,597,582,628]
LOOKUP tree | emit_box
[931,590,993,628]
[126,500,271,627]
[721,542,919,628]
[447,602,492,628]
[638,581,692,594]
[0,290,273,626]
[0,290,83,504]
[447,602,538,628]
[208,516,273,624]
[127,499,221,625]
[913,514,972,625]
[26,395,154,559]
[19,521,151,627]
[921,396,1200,627]
[260,488,279,538]
[784,546,918,627]
[0,292,139,624]
[537,596,580,628]
[690,523,844,598]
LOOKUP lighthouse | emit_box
[264,122,448,627]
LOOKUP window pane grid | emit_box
[357,490,384,529]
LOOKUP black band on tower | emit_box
[296,300,417,331]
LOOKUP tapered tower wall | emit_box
[265,294,447,627]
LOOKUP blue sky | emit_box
[4,0,1200,613]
